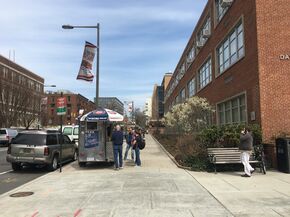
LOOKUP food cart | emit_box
[78,108,123,167]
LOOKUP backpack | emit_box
[138,138,146,150]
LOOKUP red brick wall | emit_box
[256,0,290,143]
[165,0,261,125]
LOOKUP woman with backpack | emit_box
[132,129,142,167]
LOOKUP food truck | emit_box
[78,108,123,167]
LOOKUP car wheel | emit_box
[72,151,78,161]
[12,163,22,171]
[78,162,86,167]
[48,155,59,171]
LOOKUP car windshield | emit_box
[63,127,72,135]
[12,133,46,146]
[0,130,6,135]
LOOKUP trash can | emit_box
[276,138,290,173]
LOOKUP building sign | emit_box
[280,54,290,60]
[56,97,67,115]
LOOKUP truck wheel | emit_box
[12,163,22,171]
[48,155,59,171]
[78,162,86,167]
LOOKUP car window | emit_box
[0,130,7,135]
[63,135,71,144]
[12,133,46,146]
[73,127,79,135]
[63,127,72,135]
[46,134,58,146]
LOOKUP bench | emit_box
[207,147,263,174]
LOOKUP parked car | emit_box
[62,125,79,146]
[6,130,77,171]
[0,128,18,146]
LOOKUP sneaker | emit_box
[114,167,119,171]
[120,166,123,169]
[251,169,255,174]
[241,174,251,177]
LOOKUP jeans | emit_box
[124,143,134,160]
[241,151,254,176]
[113,145,123,168]
[135,147,141,166]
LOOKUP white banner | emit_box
[77,41,96,82]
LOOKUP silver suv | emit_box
[6,130,77,171]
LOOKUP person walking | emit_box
[111,125,124,170]
[239,127,255,177]
[124,128,134,161]
[132,129,142,167]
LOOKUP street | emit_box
[0,147,48,195]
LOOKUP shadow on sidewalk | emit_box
[70,161,115,171]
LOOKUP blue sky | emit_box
[0,0,207,108]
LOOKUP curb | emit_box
[150,134,192,170]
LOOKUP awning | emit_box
[80,108,124,122]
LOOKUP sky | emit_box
[0,0,207,109]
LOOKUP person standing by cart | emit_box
[111,125,123,170]
[124,127,134,161]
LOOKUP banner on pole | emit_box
[77,41,97,82]
[57,97,67,115]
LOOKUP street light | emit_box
[62,24,100,107]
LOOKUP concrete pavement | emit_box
[0,134,289,217]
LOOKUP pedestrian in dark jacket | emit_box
[239,127,255,177]
[111,125,123,170]
[124,128,134,161]
[132,129,142,167]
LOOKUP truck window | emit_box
[73,127,79,135]
[63,127,72,135]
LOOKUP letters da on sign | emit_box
[280,54,290,60]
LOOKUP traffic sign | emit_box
[57,97,67,115]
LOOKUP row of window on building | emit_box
[0,65,42,92]
[169,20,244,108]
[165,0,235,102]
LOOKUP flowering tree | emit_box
[164,96,214,134]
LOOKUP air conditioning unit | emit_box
[202,29,211,38]
[221,0,233,8]
[196,41,203,48]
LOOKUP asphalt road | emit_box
[0,147,48,195]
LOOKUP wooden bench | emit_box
[207,147,261,173]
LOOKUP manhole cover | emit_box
[10,192,34,197]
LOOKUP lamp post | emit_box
[62,24,100,107]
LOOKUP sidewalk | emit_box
[0,134,289,217]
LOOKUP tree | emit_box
[164,96,214,134]
[0,79,41,128]
[134,108,147,128]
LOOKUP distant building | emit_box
[151,73,172,121]
[97,97,124,115]
[144,98,152,118]
[44,90,96,126]
[0,54,44,128]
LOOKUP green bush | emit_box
[199,124,262,148]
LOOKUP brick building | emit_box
[151,73,172,122]
[0,54,44,128]
[164,0,290,165]
[44,90,96,126]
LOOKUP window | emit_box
[187,78,196,97]
[47,134,58,146]
[186,46,195,68]
[180,88,186,103]
[67,96,71,102]
[197,17,211,47]
[198,58,212,90]
[216,0,233,22]
[217,22,244,75]
[63,127,73,135]
[73,127,79,135]
[217,94,246,125]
